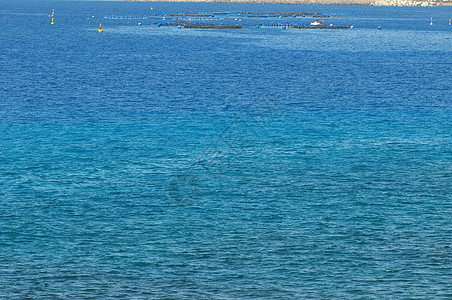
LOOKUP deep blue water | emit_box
[1,1,451,298]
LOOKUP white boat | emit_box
[310,20,325,26]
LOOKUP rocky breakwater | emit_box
[372,0,431,6]
[124,0,447,6]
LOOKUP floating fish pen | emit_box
[155,22,242,29]
[292,25,351,29]
[155,21,188,27]
[173,17,220,21]
[258,23,296,28]
[170,14,213,17]
[209,12,244,16]
[244,12,341,18]
[258,22,350,29]
[247,15,295,19]
[104,16,148,20]
[172,11,245,17]
[183,24,242,29]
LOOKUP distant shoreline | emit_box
[118,0,451,7]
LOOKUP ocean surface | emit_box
[1,1,451,298]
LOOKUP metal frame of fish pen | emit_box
[257,23,351,29]
[155,22,242,29]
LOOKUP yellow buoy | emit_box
[430,17,433,26]
[98,23,103,33]
[449,19,451,26]
[51,16,54,25]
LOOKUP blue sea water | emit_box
[1,0,451,298]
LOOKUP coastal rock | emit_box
[372,0,430,6]
[123,0,448,6]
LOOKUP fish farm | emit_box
[100,10,354,31]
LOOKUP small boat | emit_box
[310,20,325,26]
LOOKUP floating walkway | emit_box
[196,11,244,16]
[155,22,242,29]
[173,17,220,21]
[104,16,148,20]
[155,22,183,27]
[244,12,342,18]
[169,11,341,19]
[258,22,351,29]
[258,23,296,28]
[170,14,213,17]
[292,25,351,29]
[183,24,242,29]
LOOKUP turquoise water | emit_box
[1,1,451,298]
